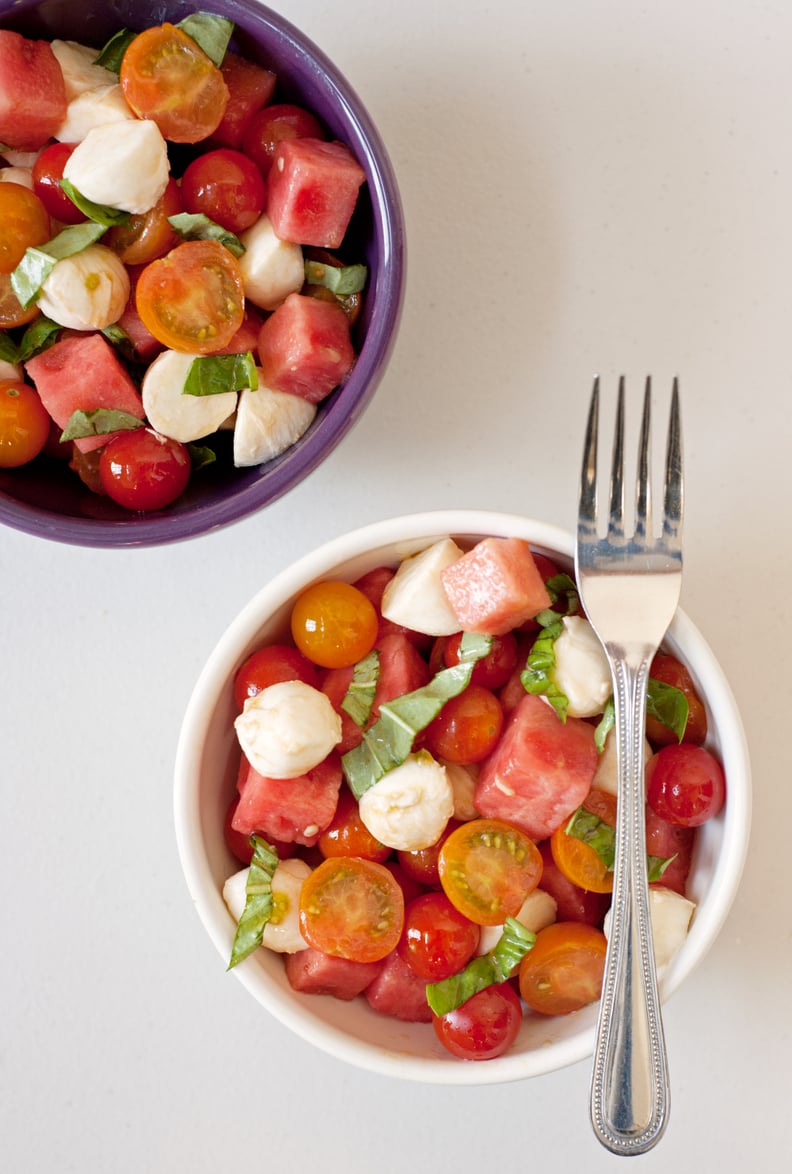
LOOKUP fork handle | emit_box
[590,650,670,1155]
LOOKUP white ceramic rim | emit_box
[174,510,752,1084]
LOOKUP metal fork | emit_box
[575,375,683,1156]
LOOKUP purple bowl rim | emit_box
[0,0,406,548]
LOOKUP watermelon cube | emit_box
[232,752,342,846]
[0,31,67,150]
[257,292,355,403]
[25,333,145,453]
[285,947,384,1000]
[266,137,366,248]
[440,537,553,636]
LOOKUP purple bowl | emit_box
[0,0,405,547]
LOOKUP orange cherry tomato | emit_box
[438,818,543,926]
[647,652,708,747]
[518,921,607,1015]
[105,177,184,265]
[0,183,50,274]
[0,272,40,329]
[424,684,504,763]
[549,788,616,894]
[298,856,404,963]
[120,23,229,143]
[135,239,245,354]
[290,580,378,669]
[0,381,51,468]
[317,789,391,863]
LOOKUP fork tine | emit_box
[607,376,626,540]
[634,377,652,542]
[663,377,683,549]
[579,376,600,536]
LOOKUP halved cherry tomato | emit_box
[181,148,266,233]
[298,856,404,963]
[647,652,708,746]
[120,23,229,143]
[518,921,607,1015]
[0,272,40,329]
[290,580,378,669]
[0,381,51,467]
[32,142,85,224]
[398,891,480,981]
[0,183,50,274]
[318,788,391,863]
[443,630,519,690]
[424,684,504,763]
[438,818,543,926]
[232,643,319,710]
[432,981,523,1060]
[646,743,725,827]
[550,788,616,894]
[242,103,324,176]
[98,427,191,511]
[105,177,184,266]
[135,239,245,354]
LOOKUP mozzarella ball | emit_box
[440,758,480,821]
[604,886,695,977]
[237,214,304,311]
[593,728,652,796]
[56,84,137,143]
[477,888,558,955]
[234,680,342,779]
[0,166,33,189]
[62,119,169,214]
[50,40,118,100]
[380,537,465,636]
[37,244,130,331]
[0,359,23,381]
[223,858,312,954]
[358,753,454,851]
[142,349,238,443]
[233,379,316,467]
[552,615,613,717]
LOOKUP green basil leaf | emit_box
[11,222,107,307]
[533,572,579,627]
[341,650,380,728]
[188,443,218,471]
[648,853,677,883]
[183,352,258,397]
[565,806,616,871]
[594,697,615,752]
[0,331,18,363]
[100,323,138,363]
[228,836,279,970]
[646,678,689,742]
[168,212,245,257]
[304,260,368,296]
[93,28,136,72]
[59,178,131,227]
[178,12,234,66]
[520,618,569,721]
[60,408,145,442]
[426,918,535,1016]
[343,632,491,799]
[16,317,62,362]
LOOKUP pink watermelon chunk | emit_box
[232,752,343,846]
[441,537,553,636]
[257,292,355,403]
[25,333,145,454]
[285,947,384,1000]
[266,137,366,248]
[0,31,67,150]
[364,949,433,1022]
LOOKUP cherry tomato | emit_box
[181,148,266,233]
[120,23,229,143]
[233,643,319,710]
[397,819,461,886]
[647,652,708,747]
[105,177,184,266]
[32,142,85,224]
[549,788,616,894]
[536,840,610,925]
[433,981,523,1061]
[398,891,480,981]
[318,788,391,863]
[298,856,404,963]
[0,272,40,329]
[98,427,191,511]
[438,818,543,926]
[443,630,519,690]
[135,239,245,354]
[0,182,50,274]
[242,103,324,176]
[290,580,378,669]
[424,685,504,763]
[519,921,607,1015]
[0,381,51,467]
[646,743,725,827]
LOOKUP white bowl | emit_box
[173,510,751,1084]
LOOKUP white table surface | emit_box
[2,0,788,1169]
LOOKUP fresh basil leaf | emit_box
[0,331,17,363]
[178,12,234,66]
[646,678,689,742]
[426,918,535,1016]
[60,408,145,442]
[168,212,245,257]
[343,632,491,799]
[228,836,279,970]
[304,260,368,296]
[183,352,258,397]
[11,222,107,307]
[520,618,569,721]
[341,650,380,728]
[100,323,138,363]
[188,443,217,470]
[533,572,579,627]
[59,178,131,227]
[565,806,616,871]
[594,697,615,752]
[93,28,136,72]
[648,853,676,883]
[16,317,62,361]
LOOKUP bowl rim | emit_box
[174,508,752,1084]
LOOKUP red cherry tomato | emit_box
[290,580,378,669]
[317,788,391,863]
[242,103,324,176]
[443,631,519,690]
[105,177,184,266]
[646,652,708,747]
[135,239,245,354]
[518,921,607,1015]
[424,685,504,763]
[438,818,543,926]
[98,428,191,511]
[298,856,404,963]
[0,381,51,467]
[397,891,480,981]
[233,643,319,710]
[32,142,85,224]
[181,148,266,233]
[646,743,726,827]
[0,183,50,274]
[397,819,461,887]
[433,982,523,1061]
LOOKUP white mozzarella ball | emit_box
[56,84,136,143]
[62,120,169,214]
[50,40,118,100]
[358,753,454,851]
[234,680,342,779]
[233,378,316,467]
[476,888,558,956]
[604,886,695,978]
[380,537,465,636]
[222,858,312,955]
[37,244,130,331]
[0,359,23,381]
[142,349,238,443]
[593,728,652,796]
[0,167,33,189]
[552,616,613,717]
[237,215,304,310]
[440,759,480,821]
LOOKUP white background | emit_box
[2,1,789,1169]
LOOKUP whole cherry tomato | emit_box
[646,743,725,827]
[647,652,708,746]
[181,148,266,233]
[105,177,184,266]
[424,685,504,763]
[443,630,519,690]
[32,142,85,224]
[318,789,391,863]
[433,982,523,1060]
[242,103,323,176]
[397,891,480,981]
[290,580,378,669]
[98,428,191,511]
[0,381,51,467]
[0,183,50,274]
[233,643,319,710]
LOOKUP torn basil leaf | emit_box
[594,698,615,752]
[228,836,279,970]
[564,804,674,882]
[168,212,245,257]
[178,12,234,66]
[16,317,62,362]
[101,323,137,362]
[341,650,380,728]
[304,260,368,296]
[646,678,689,742]
[94,28,136,72]
[188,443,217,470]
[183,352,258,397]
[59,179,131,227]
[520,618,569,721]
[60,408,145,442]
[11,222,107,307]
[533,572,579,627]
[426,918,535,1016]
[0,331,17,363]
